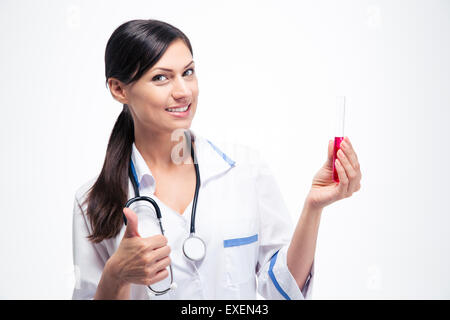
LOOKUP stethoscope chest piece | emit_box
[182,234,206,262]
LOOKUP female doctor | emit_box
[72,19,362,300]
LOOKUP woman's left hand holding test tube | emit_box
[305,136,362,210]
[287,136,362,290]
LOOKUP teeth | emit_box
[166,104,189,112]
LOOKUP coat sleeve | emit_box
[72,188,110,300]
[254,157,315,300]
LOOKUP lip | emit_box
[166,103,190,110]
[165,103,191,118]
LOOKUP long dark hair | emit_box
[85,19,193,243]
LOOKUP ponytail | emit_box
[85,104,134,243]
[87,18,194,242]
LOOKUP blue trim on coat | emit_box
[268,250,291,300]
[223,234,258,248]
[206,139,236,167]
[130,160,140,188]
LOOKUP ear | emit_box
[107,77,129,105]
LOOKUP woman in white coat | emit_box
[72,19,362,300]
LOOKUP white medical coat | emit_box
[72,130,314,299]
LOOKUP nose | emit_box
[172,75,191,101]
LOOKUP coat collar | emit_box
[130,129,235,191]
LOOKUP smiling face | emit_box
[109,38,199,135]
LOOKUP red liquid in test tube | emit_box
[332,96,346,183]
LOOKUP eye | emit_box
[152,74,168,82]
[152,68,195,83]
[184,68,195,76]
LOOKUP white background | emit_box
[0,0,449,299]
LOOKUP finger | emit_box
[327,139,334,166]
[152,256,171,271]
[335,159,349,195]
[148,245,171,261]
[341,140,360,172]
[123,208,141,238]
[146,268,169,286]
[146,256,171,281]
[143,234,169,251]
[337,149,358,193]
[343,136,355,152]
[341,138,362,184]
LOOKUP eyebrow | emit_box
[152,60,194,72]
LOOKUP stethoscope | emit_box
[122,130,206,296]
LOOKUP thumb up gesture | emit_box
[106,208,172,287]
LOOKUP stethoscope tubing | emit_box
[124,196,174,296]
[122,130,202,296]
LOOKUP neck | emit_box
[134,128,192,171]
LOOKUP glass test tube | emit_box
[332,96,346,183]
